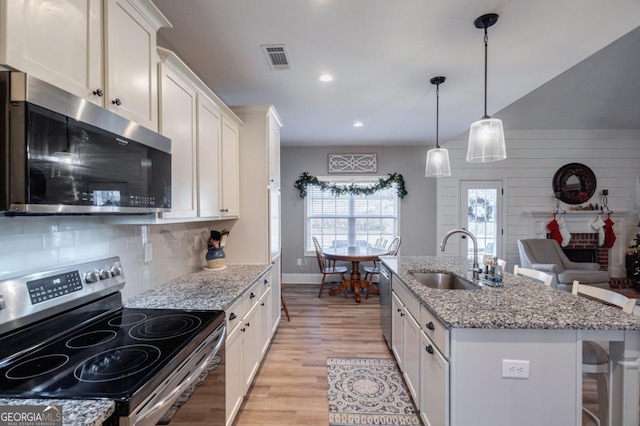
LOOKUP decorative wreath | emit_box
[468,197,493,223]
[294,172,407,199]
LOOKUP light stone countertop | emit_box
[382,255,640,330]
[124,264,270,310]
[0,399,114,426]
[0,264,269,426]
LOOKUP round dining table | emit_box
[322,246,389,303]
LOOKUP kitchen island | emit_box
[382,255,640,426]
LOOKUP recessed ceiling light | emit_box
[353,121,364,128]
[317,73,334,82]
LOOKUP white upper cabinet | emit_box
[157,47,241,221]
[220,116,240,217]
[0,0,170,131]
[158,60,197,219]
[197,97,222,218]
[0,0,103,103]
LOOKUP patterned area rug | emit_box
[327,357,421,425]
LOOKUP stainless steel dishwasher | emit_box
[379,263,392,350]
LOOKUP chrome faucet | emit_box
[440,228,481,279]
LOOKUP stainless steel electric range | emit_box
[0,257,225,425]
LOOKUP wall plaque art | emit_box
[328,153,377,173]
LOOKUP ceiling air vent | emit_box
[261,44,291,70]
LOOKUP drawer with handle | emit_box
[420,305,449,358]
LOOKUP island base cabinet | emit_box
[449,328,579,426]
[420,330,449,426]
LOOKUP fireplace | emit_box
[562,248,598,263]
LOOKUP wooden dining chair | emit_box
[513,264,552,286]
[312,237,348,298]
[572,280,637,426]
[364,237,401,299]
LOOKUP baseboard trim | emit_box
[283,273,323,285]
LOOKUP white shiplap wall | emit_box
[436,129,640,274]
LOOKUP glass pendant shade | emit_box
[425,147,451,177]
[466,117,506,162]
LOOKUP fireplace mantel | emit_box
[523,210,638,277]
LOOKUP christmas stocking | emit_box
[591,216,605,247]
[558,215,571,247]
[603,217,616,248]
[546,218,562,245]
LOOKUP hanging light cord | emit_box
[483,26,489,119]
[435,82,440,148]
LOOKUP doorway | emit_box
[459,181,503,261]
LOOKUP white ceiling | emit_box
[152,0,640,147]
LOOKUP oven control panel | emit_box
[27,271,83,304]
[0,256,126,335]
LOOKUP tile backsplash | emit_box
[0,216,222,301]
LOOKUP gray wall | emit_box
[281,145,437,276]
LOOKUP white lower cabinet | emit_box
[420,330,449,426]
[259,283,272,357]
[391,292,404,370]
[402,306,421,403]
[225,268,276,426]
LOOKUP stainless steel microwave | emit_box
[0,72,171,215]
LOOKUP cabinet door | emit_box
[391,292,404,370]
[104,0,158,130]
[420,331,449,426]
[197,96,222,217]
[0,0,103,103]
[158,64,197,219]
[225,324,243,426]
[268,113,281,188]
[242,301,261,393]
[270,256,281,335]
[220,116,240,217]
[259,284,272,356]
[403,308,421,403]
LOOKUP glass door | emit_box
[459,181,503,260]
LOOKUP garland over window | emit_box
[294,172,407,199]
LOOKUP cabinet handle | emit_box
[426,345,434,354]
[241,327,246,332]
[400,312,404,317]
[264,279,269,285]
[250,292,256,299]
[426,321,435,330]
[261,302,265,306]
[112,98,122,106]
[229,313,237,320]
[93,88,104,97]
[245,322,250,327]
[397,308,402,312]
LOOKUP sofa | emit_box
[517,239,610,291]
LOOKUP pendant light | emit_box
[466,13,506,163]
[425,76,451,177]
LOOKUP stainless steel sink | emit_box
[409,272,480,290]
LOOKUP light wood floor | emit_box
[168,284,391,426]
[166,284,614,426]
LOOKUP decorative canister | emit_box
[206,247,226,270]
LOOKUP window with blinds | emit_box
[305,178,399,253]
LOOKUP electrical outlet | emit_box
[501,359,530,379]
[297,258,303,266]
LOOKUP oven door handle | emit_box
[135,323,226,425]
